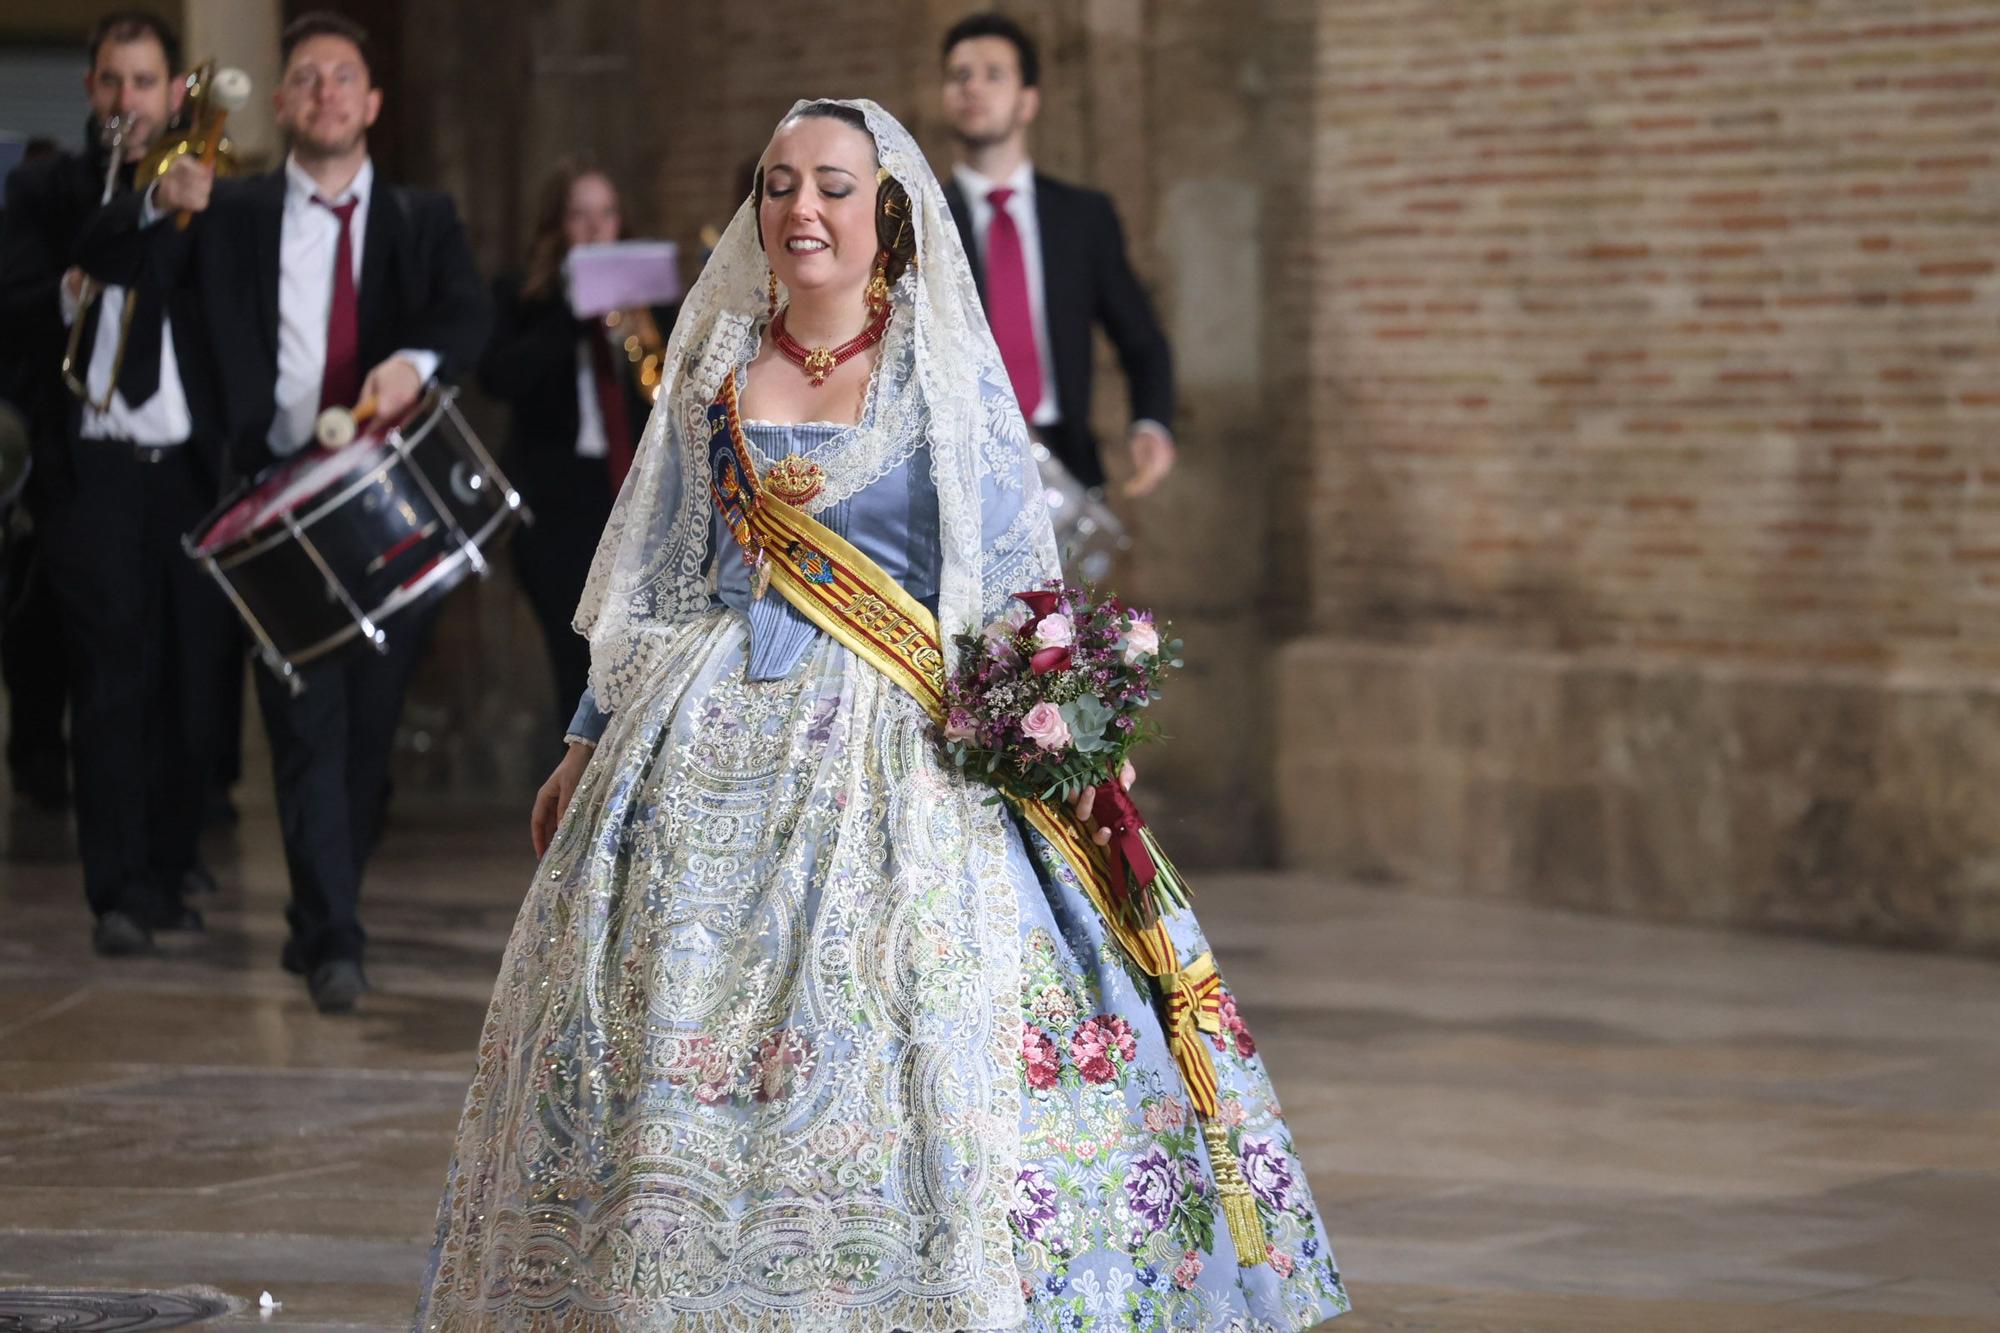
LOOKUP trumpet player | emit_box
[0,11,237,956]
[79,10,490,1013]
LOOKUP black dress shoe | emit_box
[308,958,367,1014]
[92,910,152,956]
[180,865,220,897]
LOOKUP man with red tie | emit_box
[81,12,489,1012]
[940,12,1176,499]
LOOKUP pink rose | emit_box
[1020,701,1072,752]
[1033,613,1075,648]
[1268,1248,1295,1278]
[1172,1250,1203,1289]
[1122,616,1160,664]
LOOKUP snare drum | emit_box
[186,387,527,690]
[1033,441,1130,585]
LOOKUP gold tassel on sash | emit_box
[1200,1118,1271,1263]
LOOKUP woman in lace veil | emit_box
[416,99,1347,1331]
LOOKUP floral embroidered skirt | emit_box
[417,612,1347,1331]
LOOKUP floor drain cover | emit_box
[0,1292,231,1333]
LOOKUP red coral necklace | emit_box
[771,306,891,388]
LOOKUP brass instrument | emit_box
[604,306,667,402]
[140,61,252,230]
[61,61,251,408]
[59,114,129,408]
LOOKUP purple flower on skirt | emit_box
[1123,1143,1182,1233]
[1237,1133,1297,1212]
[1011,1165,1060,1243]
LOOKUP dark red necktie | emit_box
[984,187,1042,420]
[586,322,636,494]
[315,196,361,411]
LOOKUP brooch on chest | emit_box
[762,455,827,508]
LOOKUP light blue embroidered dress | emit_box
[418,387,1347,1330]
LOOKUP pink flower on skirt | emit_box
[1022,1023,1061,1090]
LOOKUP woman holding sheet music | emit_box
[479,161,678,733]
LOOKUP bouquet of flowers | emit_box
[943,583,1188,928]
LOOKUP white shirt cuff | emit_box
[391,349,441,386]
[139,182,165,228]
[1130,418,1173,442]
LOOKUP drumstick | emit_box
[314,396,377,450]
[175,68,253,232]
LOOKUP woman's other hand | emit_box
[531,741,593,858]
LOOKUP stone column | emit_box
[182,0,281,168]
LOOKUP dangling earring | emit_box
[865,250,892,318]
[767,270,780,318]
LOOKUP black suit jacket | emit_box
[78,165,490,477]
[0,149,223,501]
[477,273,672,529]
[944,172,1173,489]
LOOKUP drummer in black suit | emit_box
[480,162,675,736]
[80,11,490,1012]
[0,13,236,955]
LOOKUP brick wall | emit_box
[1308,1,2000,669]
[1284,0,2000,950]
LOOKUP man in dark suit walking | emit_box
[1,12,236,954]
[81,11,490,1012]
[939,12,1176,497]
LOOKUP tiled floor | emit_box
[2,798,1996,1331]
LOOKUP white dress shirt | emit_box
[269,155,438,457]
[952,160,1059,428]
[69,283,194,446]
[573,337,608,459]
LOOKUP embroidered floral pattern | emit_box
[1001,927,1348,1331]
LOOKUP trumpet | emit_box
[61,61,251,408]
[59,114,130,407]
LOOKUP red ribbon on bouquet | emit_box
[1091,779,1160,928]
